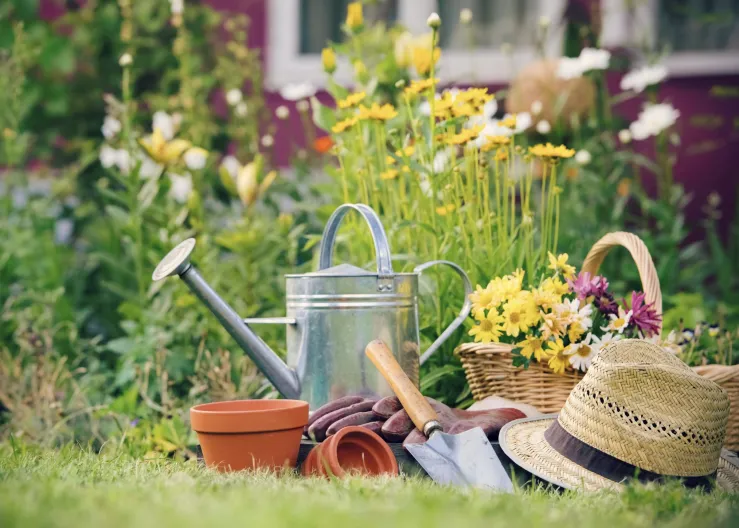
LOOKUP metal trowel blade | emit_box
[405,427,514,492]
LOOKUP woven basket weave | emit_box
[457,231,739,451]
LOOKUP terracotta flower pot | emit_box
[191,399,308,472]
[302,426,398,478]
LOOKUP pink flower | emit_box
[569,272,617,315]
[569,272,609,300]
[625,291,661,337]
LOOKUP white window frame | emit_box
[266,0,566,89]
[600,0,739,77]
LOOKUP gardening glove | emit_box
[377,396,526,446]
[305,396,381,442]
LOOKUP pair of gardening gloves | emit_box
[304,395,526,446]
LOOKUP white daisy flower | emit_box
[567,333,596,372]
[602,307,633,334]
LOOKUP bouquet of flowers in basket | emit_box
[468,253,662,374]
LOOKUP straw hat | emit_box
[499,339,738,492]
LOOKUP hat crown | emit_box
[558,339,730,477]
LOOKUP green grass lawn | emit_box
[1,446,738,528]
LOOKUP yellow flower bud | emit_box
[236,162,259,207]
[346,2,364,30]
[321,47,337,74]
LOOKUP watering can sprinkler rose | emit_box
[153,204,472,409]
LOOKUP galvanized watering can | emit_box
[153,203,472,409]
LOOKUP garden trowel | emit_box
[365,340,513,492]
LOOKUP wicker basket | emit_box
[457,231,739,451]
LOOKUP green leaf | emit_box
[311,98,336,132]
[326,78,349,101]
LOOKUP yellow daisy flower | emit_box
[540,276,570,297]
[546,338,571,374]
[568,321,585,343]
[404,78,437,96]
[500,114,518,129]
[332,116,358,134]
[380,169,399,180]
[468,310,504,343]
[470,284,497,318]
[357,103,398,121]
[547,252,576,280]
[501,298,536,338]
[517,336,548,362]
[481,135,511,152]
[436,204,456,216]
[494,148,509,161]
[540,310,568,340]
[337,92,366,109]
[529,143,576,159]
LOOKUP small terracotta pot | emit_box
[302,426,398,478]
[191,399,308,472]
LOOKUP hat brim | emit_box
[499,415,739,493]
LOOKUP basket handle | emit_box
[580,232,663,333]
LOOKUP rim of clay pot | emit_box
[322,426,398,477]
[191,399,309,434]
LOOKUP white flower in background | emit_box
[432,148,451,174]
[234,102,248,117]
[152,110,176,140]
[567,334,595,372]
[419,175,433,197]
[482,99,498,120]
[100,145,119,168]
[506,111,532,134]
[579,47,610,71]
[183,147,208,170]
[561,298,593,330]
[618,129,632,144]
[119,53,132,67]
[54,219,74,245]
[426,12,441,29]
[221,155,241,179]
[459,8,472,24]
[530,100,543,116]
[115,149,132,173]
[226,88,243,106]
[557,57,582,80]
[620,64,668,93]
[557,48,611,79]
[575,149,592,165]
[466,99,499,127]
[296,99,311,113]
[279,82,316,101]
[629,103,680,141]
[539,15,550,28]
[101,116,121,139]
[169,0,184,15]
[261,135,274,148]
[536,119,551,134]
[168,173,193,203]
[602,307,633,334]
[139,155,163,179]
[275,105,290,120]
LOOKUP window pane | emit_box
[300,0,398,54]
[438,0,539,49]
[658,0,739,51]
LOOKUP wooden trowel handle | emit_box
[365,340,442,437]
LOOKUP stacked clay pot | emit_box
[302,426,399,478]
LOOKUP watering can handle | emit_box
[318,203,394,275]
[415,260,473,365]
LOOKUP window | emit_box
[266,0,564,88]
[299,0,398,54]
[601,0,739,76]
[657,0,739,52]
[437,0,541,50]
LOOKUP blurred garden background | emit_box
[1,0,738,459]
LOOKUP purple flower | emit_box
[595,292,619,316]
[130,418,140,427]
[626,291,662,337]
[569,272,610,301]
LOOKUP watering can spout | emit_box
[152,239,301,400]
